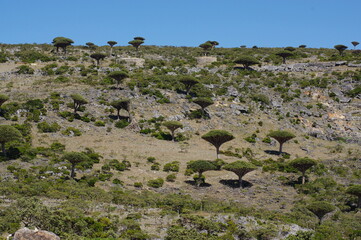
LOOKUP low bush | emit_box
[166,174,177,182]
[37,121,61,133]
[115,119,130,128]
[147,178,164,188]
[61,127,82,136]
[163,161,180,172]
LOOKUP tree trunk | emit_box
[117,109,120,120]
[70,163,76,178]
[238,175,243,188]
[128,111,132,123]
[171,131,175,142]
[282,57,286,64]
[216,146,220,159]
[302,172,306,184]
[73,102,78,113]
[358,196,361,208]
[1,143,5,157]
[279,143,283,154]
[201,107,205,119]
[196,171,202,187]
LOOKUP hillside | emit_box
[0,43,360,240]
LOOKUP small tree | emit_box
[193,98,214,118]
[180,76,199,95]
[70,94,88,113]
[346,185,361,208]
[284,46,296,52]
[275,50,294,64]
[108,71,129,87]
[208,41,219,49]
[199,42,213,56]
[134,36,145,41]
[187,160,217,187]
[306,201,335,225]
[289,157,317,184]
[351,41,359,49]
[201,130,235,159]
[90,53,107,66]
[107,41,117,55]
[0,94,9,107]
[128,37,145,51]
[299,45,307,48]
[86,42,97,51]
[234,56,260,69]
[62,152,90,178]
[268,130,295,154]
[52,37,74,54]
[334,44,348,56]
[163,121,183,142]
[0,125,22,157]
[110,99,131,121]
[223,161,257,188]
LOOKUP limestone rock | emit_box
[14,227,60,240]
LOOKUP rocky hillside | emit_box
[0,44,360,240]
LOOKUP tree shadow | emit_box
[219,179,253,189]
[186,109,210,120]
[108,115,129,121]
[109,86,124,90]
[265,150,282,155]
[264,150,290,158]
[184,180,211,188]
[233,66,256,71]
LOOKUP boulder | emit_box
[14,228,60,240]
[335,61,347,66]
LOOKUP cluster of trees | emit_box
[51,36,147,66]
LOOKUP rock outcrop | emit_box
[13,228,60,240]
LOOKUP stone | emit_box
[335,61,347,66]
[227,86,239,97]
[14,228,60,240]
[348,63,361,67]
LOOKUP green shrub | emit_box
[147,157,156,163]
[115,119,130,128]
[244,133,257,143]
[262,136,272,143]
[98,172,113,181]
[15,50,53,63]
[113,178,124,185]
[147,178,164,188]
[54,76,70,83]
[151,131,172,141]
[134,182,143,188]
[163,161,180,172]
[16,65,34,74]
[61,127,82,136]
[251,93,270,105]
[166,174,177,182]
[151,163,160,171]
[94,120,105,127]
[37,121,61,133]
[0,52,8,63]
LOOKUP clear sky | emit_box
[1,0,360,49]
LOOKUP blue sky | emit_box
[1,0,360,48]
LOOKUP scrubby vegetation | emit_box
[0,40,360,239]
